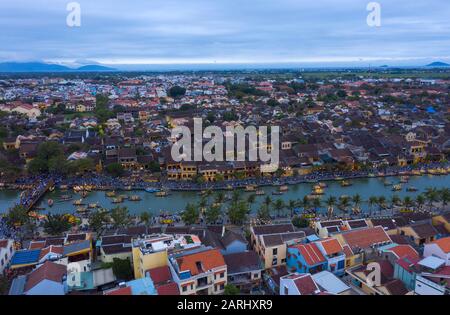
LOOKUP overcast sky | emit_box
[0,0,449,67]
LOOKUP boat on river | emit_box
[129,195,141,201]
[145,188,160,193]
[73,199,85,206]
[312,185,324,195]
[340,180,352,187]
[255,190,265,196]
[156,191,169,197]
[279,185,289,192]
[106,191,116,197]
[392,184,402,192]
[245,185,257,192]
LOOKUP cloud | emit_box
[0,0,449,66]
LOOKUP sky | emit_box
[0,0,449,68]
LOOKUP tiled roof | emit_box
[147,266,172,285]
[293,243,326,266]
[341,226,391,250]
[39,245,64,260]
[319,238,343,256]
[176,248,225,276]
[387,245,419,260]
[156,282,180,295]
[410,223,438,239]
[429,237,450,253]
[293,274,320,295]
[224,251,261,274]
[252,224,295,235]
[24,261,66,292]
[106,286,132,295]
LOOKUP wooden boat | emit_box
[392,184,402,192]
[318,182,328,188]
[112,197,124,204]
[272,191,284,196]
[245,185,256,192]
[129,195,142,201]
[406,186,418,192]
[73,199,85,206]
[255,190,266,196]
[106,191,116,197]
[76,206,89,213]
[59,195,73,202]
[88,203,99,209]
[312,185,324,196]
[279,185,289,192]
[156,191,169,197]
[340,180,352,187]
[400,176,409,183]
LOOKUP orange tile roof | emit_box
[319,238,343,255]
[342,226,391,250]
[176,248,225,276]
[39,245,64,260]
[293,243,326,266]
[106,287,132,295]
[29,241,46,250]
[430,237,450,253]
[388,245,419,260]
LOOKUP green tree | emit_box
[439,188,450,211]
[105,163,125,177]
[292,216,310,228]
[140,211,151,226]
[111,258,133,281]
[424,187,439,211]
[7,205,29,227]
[110,206,131,228]
[416,194,425,211]
[257,204,271,222]
[182,203,199,225]
[286,199,298,218]
[368,196,378,217]
[205,204,222,224]
[325,196,337,218]
[273,199,285,217]
[224,284,240,295]
[227,200,249,225]
[168,86,186,98]
[44,214,72,236]
[88,209,110,237]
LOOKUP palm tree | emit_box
[338,196,351,216]
[325,196,337,219]
[312,198,321,214]
[286,199,298,218]
[377,196,387,214]
[416,194,425,211]
[390,195,401,215]
[257,204,271,222]
[403,196,413,211]
[232,190,242,204]
[352,194,362,214]
[368,196,378,217]
[439,188,450,212]
[424,187,439,212]
[273,199,285,218]
[302,195,311,213]
[247,194,256,205]
[139,211,151,226]
[264,196,272,208]
[214,191,226,204]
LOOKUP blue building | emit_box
[287,242,327,274]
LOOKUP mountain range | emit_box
[0,62,116,72]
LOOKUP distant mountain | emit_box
[426,62,450,67]
[0,62,116,72]
[76,65,116,71]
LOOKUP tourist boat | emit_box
[406,186,418,192]
[340,180,352,187]
[73,199,85,206]
[255,190,266,196]
[87,203,99,209]
[312,185,324,195]
[59,195,73,202]
[318,182,328,188]
[105,191,116,197]
[112,197,124,204]
[156,191,169,197]
[118,194,128,200]
[129,195,141,201]
[245,185,256,192]
[279,185,289,192]
[400,176,409,183]
[392,184,402,192]
[145,188,160,193]
[76,206,89,213]
[47,199,54,207]
[272,191,284,196]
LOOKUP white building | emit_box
[0,239,15,274]
[423,237,450,266]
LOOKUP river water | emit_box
[0,175,449,215]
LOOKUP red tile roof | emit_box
[176,248,226,276]
[388,245,419,260]
[24,261,67,292]
[39,245,64,260]
[342,226,391,250]
[29,241,46,250]
[146,265,172,285]
[319,238,343,256]
[156,282,180,295]
[293,274,320,295]
[293,243,326,266]
[0,239,8,248]
[106,287,132,295]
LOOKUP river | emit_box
[0,174,449,216]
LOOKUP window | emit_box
[220,272,225,278]
[220,284,225,290]
[182,286,188,292]
[284,286,289,295]
[272,258,278,266]
[272,248,278,256]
